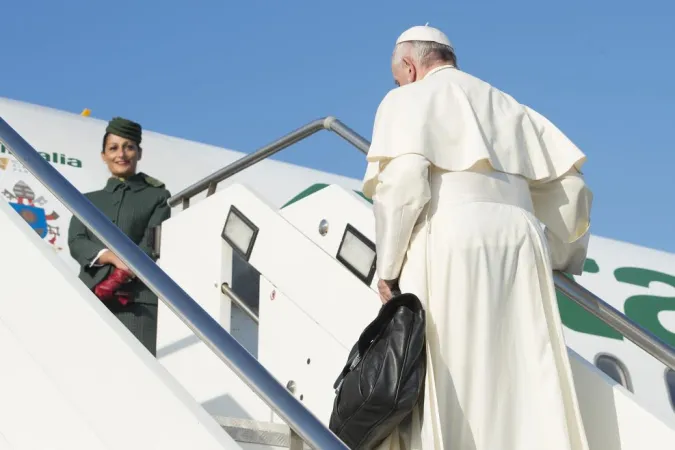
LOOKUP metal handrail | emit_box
[171,116,675,373]
[167,117,370,209]
[222,283,259,325]
[554,272,675,371]
[0,117,349,450]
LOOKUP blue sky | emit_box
[1,0,673,252]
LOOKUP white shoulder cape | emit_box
[362,66,586,198]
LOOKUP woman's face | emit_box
[101,133,141,178]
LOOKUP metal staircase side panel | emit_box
[0,319,107,449]
[569,351,675,449]
[0,197,240,450]
[157,183,380,426]
[256,277,351,423]
[157,186,277,424]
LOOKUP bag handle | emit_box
[333,293,424,390]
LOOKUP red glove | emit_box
[94,268,133,306]
[115,290,131,306]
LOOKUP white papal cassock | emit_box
[363,65,593,450]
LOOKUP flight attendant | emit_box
[68,117,171,356]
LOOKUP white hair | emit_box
[392,41,456,68]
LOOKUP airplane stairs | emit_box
[158,182,675,450]
[1,117,675,449]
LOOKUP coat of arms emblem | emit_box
[2,180,62,250]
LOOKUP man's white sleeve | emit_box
[372,153,431,281]
[530,168,593,275]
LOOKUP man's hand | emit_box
[377,279,399,304]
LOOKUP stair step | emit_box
[214,416,310,449]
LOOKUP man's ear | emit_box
[137,147,143,161]
[402,57,417,82]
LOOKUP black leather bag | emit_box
[329,293,426,449]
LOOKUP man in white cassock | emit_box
[363,25,594,450]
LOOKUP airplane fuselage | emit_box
[1,96,674,426]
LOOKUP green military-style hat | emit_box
[106,117,142,144]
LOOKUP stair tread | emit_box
[213,415,310,449]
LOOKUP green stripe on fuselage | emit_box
[281,183,372,208]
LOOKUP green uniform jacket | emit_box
[68,172,171,305]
